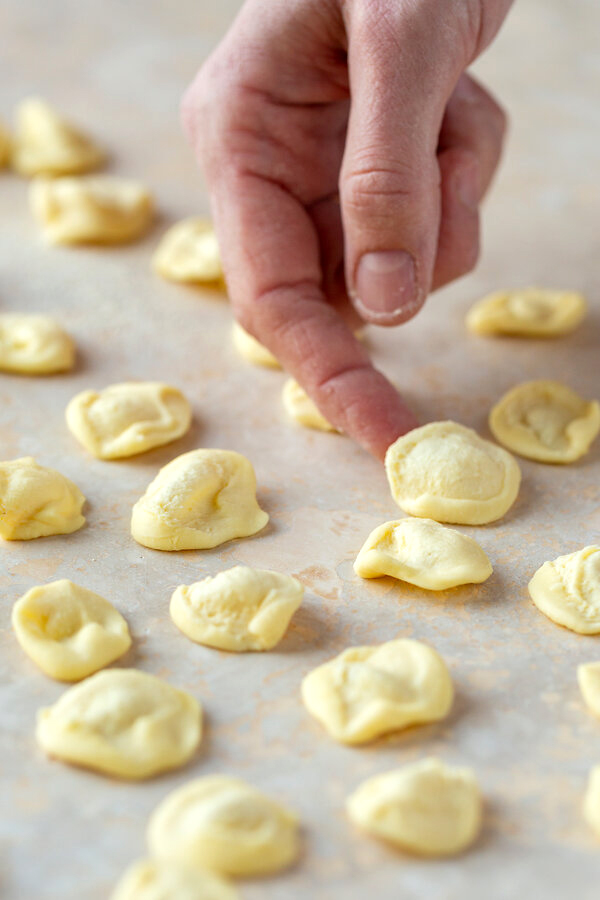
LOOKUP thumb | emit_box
[340,0,468,325]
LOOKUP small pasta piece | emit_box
[66,382,191,459]
[30,175,153,244]
[11,97,104,176]
[466,287,586,337]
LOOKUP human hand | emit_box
[182,0,512,458]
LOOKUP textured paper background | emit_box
[0,2,599,898]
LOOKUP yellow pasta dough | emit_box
[147,776,300,877]
[0,120,11,167]
[0,313,75,374]
[110,859,238,900]
[489,380,600,464]
[354,518,492,589]
[66,382,191,459]
[30,175,154,244]
[528,546,600,634]
[11,97,104,176]
[131,449,268,551]
[12,580,131,681]
[578,662,600,717]
[466,287,586,337]
[170,566,303,652]
[282,379,336,432]
[0,457,85,540]
[584,766,600,841]
[36,668,202,779]
[301,638,453,745]
[385,421,521,525]
[232,322,280,368]
[153,218,223,283]
[347,758,482,856]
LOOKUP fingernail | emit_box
[454,162,480,211]
[354,250,419,322]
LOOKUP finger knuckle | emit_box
[341,165,422,217]
[236,280,324,345]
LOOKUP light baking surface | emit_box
[1,2,599,898]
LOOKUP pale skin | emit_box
[182,0,513,459]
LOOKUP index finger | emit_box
[212,169,418,459]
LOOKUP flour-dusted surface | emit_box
[0,1,599,898]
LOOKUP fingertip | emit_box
[367,405,420,461]
[313,365,418,460]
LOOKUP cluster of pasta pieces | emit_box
[3,97,600,899]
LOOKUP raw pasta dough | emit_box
[347,758,482,856]
[36,668,202,779]
[232,323,280,368]
[12,579,131,681]
[147,775,300,877]
[584,767,600,840]
[528,546,600,634]
[385,421,521,525]
[110,859,238,900]
[66,382,191,459]
[466,287,586,337]
[578,662,600,717]
[354,518,492,589]
[11,97,104,176]
[0,313,75,374]
[283,379,336,432]
[0,457,85,540]
[489,380,600,463]
[301,638,453,745]
[131,449,268,551]
[170,566,303,651]
[30,175,153,244]
[153,218,223,283]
